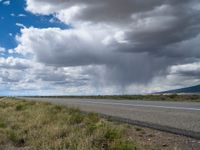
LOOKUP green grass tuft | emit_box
[87,112,100,123]
[104,128,122,141]
[7,130,25,147]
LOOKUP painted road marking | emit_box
[79,101,200,111]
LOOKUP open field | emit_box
[25,94,200,102]
[0,98,200,150]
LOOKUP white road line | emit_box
[79,101,200,111]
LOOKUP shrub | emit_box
[15,104,27,111]
[68,107,81,114]
[0,121,6,128]
[104,128,122,141]
[7,130,25,147]
[168,94,178,99]
[7,130,18,142]
[16,105,23,111]
[87,113,99,123]
[69,113,84,124]
[86,123,97,134]
[135,127,142,132]
[49,105,63,114]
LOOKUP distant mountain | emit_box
[159,84,200,94]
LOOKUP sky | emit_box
[0,0,200,96]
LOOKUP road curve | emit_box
[21,98,200,139]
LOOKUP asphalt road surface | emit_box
[21,98,200,139]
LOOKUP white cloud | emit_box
[10,13,15,17]
[0,47,5,53]
[11,13,26,17]
[56,5,87,24]
[170,62,200,75]
[18,14,26,17]
[14,26,119,59]
[0,57,32,69]
[16,23,26,28]
[2,0,10,6]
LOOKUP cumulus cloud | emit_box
[5,0,200,94]
[0,57,92,95]
[14,27,113,64]
[0,57,31,69]
[170,62,200,78]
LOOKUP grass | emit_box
[26,94,200,102]
[0,98,151,150]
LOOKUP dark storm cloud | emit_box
[34,68,89,86]
[178,71,200,78]
[18,0,200,89]
[26,0,194,19]
[26,0,200,57]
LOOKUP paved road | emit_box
[22,98,200,139]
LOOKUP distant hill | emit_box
[159,84,200,94]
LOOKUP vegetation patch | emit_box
[104,128,122,141]
[28,94,200,102]
[110,140,137,150]
[0,120,6,129]
[15,104,25,111]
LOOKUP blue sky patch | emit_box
[0,0,68,50]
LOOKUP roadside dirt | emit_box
[125,124,200,150]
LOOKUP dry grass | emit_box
[0,98,145,150]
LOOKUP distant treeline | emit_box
[23,94,200,102]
